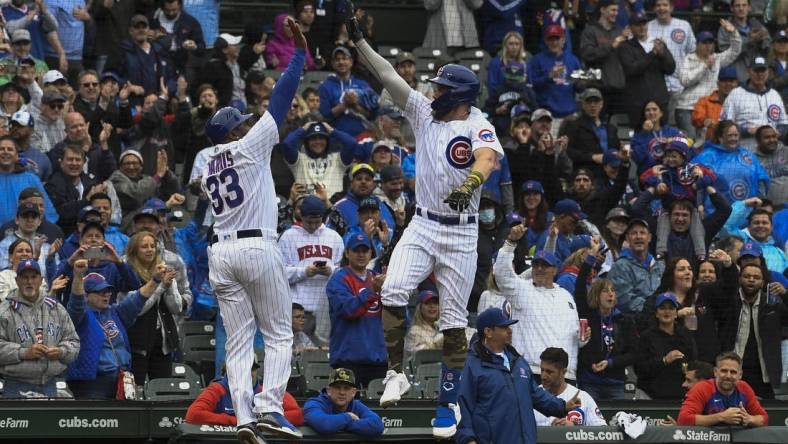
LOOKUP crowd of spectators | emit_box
[0,0,784,439]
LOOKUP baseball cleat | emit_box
[257,412,303,438]
[380,370,411,407]
[237,422,266,444]
[432,403,461,439]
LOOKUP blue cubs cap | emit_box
[718,66,737,80]
[418,290,438,303]
[506,212,523,226]
[358,196,380,211]
[569,235,592,253]
[554,199,587,221]
[100,70,123,84]
[345,232,373,250]
[602,150,621,167]
[664,138,690,158]
[655,292,680,308]
[510,103,531,119]
[143,198,168,212]
[697,31,715,43]
[133,207,160,223]
[739,242,763,258]
[532,249,559,267]
[629,11,649,25]
[83,273,114,293]
[304,122,330,139]
[16,259,40,275]
[476,307,518,334]
[299,195,326,217]
[521,180,544,194]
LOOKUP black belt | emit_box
[210,229,263,245]
[416,207,476,225]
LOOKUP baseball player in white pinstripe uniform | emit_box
[347,17,503,439]
[200,18,306,444]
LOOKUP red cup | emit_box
[579,319,588,340]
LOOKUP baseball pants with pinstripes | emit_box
[382,215,478,331]
[208,237,293,426]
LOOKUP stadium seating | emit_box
[182,336,216,385]
[144,378,202,401]
[170,363,204,388]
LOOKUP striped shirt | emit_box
[45,0,85,60]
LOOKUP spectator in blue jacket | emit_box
[456,307,578,444]
[723,205,788,274]
[528,24,581,120]
[694,120,769,209]
[0,137,58,225]
[486,32,529,107]
[537,199,587,264]
[609,218,665,314]
[343,196,391,258]
[66,261,154,399]
[319,46,378,137]
[151,0,205,73]
[326,232,387,387]
[477,0,525,55]
[303,368,384,438]
[109,15,166,98]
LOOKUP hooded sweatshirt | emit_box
[318,75,379,137]
[265,14,315,71]
[0,289,79,384]
[693,141,770,209]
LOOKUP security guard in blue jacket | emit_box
[456,308,581,444]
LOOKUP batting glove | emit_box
[346,16,364,42]
[444,171,484,212]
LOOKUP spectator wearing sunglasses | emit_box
[31,90,67,155]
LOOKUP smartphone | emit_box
[314,260,327,267]
[84,246,104,260]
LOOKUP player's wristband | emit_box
[464,171,484,191]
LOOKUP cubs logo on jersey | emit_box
[729,179,749,200]
[671,29,686,44]
[478,128,496,143]
[768,105,782,122]
[445,136,474,169]
[566,408,585,425]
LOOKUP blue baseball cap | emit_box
[655,292,680,308]
[133,207,160,223]
[569,235,592,253]
[143,198,168,212]
[697,31,715,43]
[602,150,621,167]
[476,307,518,334]
[739,242,763,258]
[358,196,380,211]
[510,103,531,119]
[304,122,330,139]
[520,180,544,194]
[16,259,40,275]
[418,290,438,303]
[379,107,404,120]
[345,232,373,251]
[299,195,326,217]
[83,273,114,293]
[718,66,737,80]
[664,138,690,158]
[554,199,587,221]
[533,249,560,267]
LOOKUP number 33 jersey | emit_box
[200,112,279,232]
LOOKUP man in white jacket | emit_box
[493,223,586,382]
[278,195,344,345]
[677,20,740,139]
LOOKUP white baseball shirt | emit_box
[278,223,344,312]
[721,86,788,133]
[403,90,504,215]
[200,113,279,233]
[647,18,696,93]
[533,383,607,426]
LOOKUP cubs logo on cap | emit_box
[521,180,544,194]
[16,259,41,275]
[445,136,473,169]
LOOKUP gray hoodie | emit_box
[0,289,80,384]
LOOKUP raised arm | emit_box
[347,18,411,110]
[267,18,307,127]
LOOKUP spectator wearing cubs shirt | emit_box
[678,352,767,427]
[325,232,387,387]
[721,57,788,149]
[534,347,606,426]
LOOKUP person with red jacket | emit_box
[678,351,768,427]
[185,360,304,427]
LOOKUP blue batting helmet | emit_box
[205,107,253,144]
[428,64,480,113]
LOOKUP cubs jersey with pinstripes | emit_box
[403,90,503,214]
[200,113,279,232]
